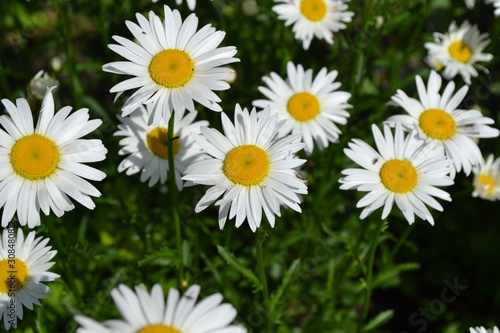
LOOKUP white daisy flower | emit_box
[424,21,492,84]
[182,105,308,231]
[0,88,107,228]
[339,124,454,225]
[386,70,499,176]
[114,104,208,189]
[470,326,500,333]
[253,61,351,155]
[465,0,475,8]
[0,228,60,330]
[472,154,500,201]
[75,284,247,333]
[103,5,239,125]
[272,0,354,50]
[486,0,500,15]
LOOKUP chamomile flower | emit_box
[424,21,492,84]
[472,154,500,201]
[253,61,351,155]
[75,284,247,333]
[114,104,208,189]
[470,326,500,333]
[386,70,499,176]
[103,5,239,125]
[0,88,107,228]
[339,124,454,225]
[272,0,354,50]
[0,228,60,330]
[182,105,308,231]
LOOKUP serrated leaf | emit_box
[270,259,301,319]
[363,309,394,331]
[217,245,262,292]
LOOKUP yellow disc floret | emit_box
[287,92,321,122]
[147,127,180,159]
[478,174,496,197]
[223,145,270,186]
[448,41,472,63]
[380,159,418,193]
[300,0,328,22]
[0,258,29,293]
[10,134,60,180]
[149,49,194,88]
[138,324,182,333]
[419,108,456,141]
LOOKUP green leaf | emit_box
[373,262,421,288]
[270,259,301,319]
[217,245,262,292]
[138,248,178,267]
[363,309,394,331]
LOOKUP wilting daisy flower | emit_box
[0,228,60,330]
[424,21,492,84]
[253,61,351,155]
[183,105,308,231]
[272,0,354,50]
[103,5,239,125]
[75,284,247,333]
[470,326,500,333]
[386,70,499,176]
[472,154,500,201]
[0,88,107,228]
[114,104,208,189]
[339,124,454,225]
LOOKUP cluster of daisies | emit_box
[0,0,499,331]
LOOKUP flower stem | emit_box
[167,111,184,284]
[255,229,272,333]
[359,219,385,331]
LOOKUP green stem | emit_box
[390,223,416,259]
[359,219,385,331]
[255,229,272,333]
[167,111,184,284]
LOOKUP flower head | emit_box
[272,0,354,50]
[340,124,454,225]
[182,105,308,231]
[0,88,107,228]
[115,104,208,189]
[424,21,492,84]
[253,61,351,155]
[470,326,500,333]
[386,70,499,176]
[103,5,239,125]
[0,228,60,330]
[75,284,247,333]
[472,154,500,201]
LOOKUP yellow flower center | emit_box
[146,127,180,159]
[149,49,194,88]
[478,174,495,197]
[10,134,60,180]
[138,324,181,333]
[300,0,327,21]
[223,145,270,186]
[0,258,29,293]
[287,92,321,122]
[380,159,418,193]
[419,108,456,140]
[448,41,472,63]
